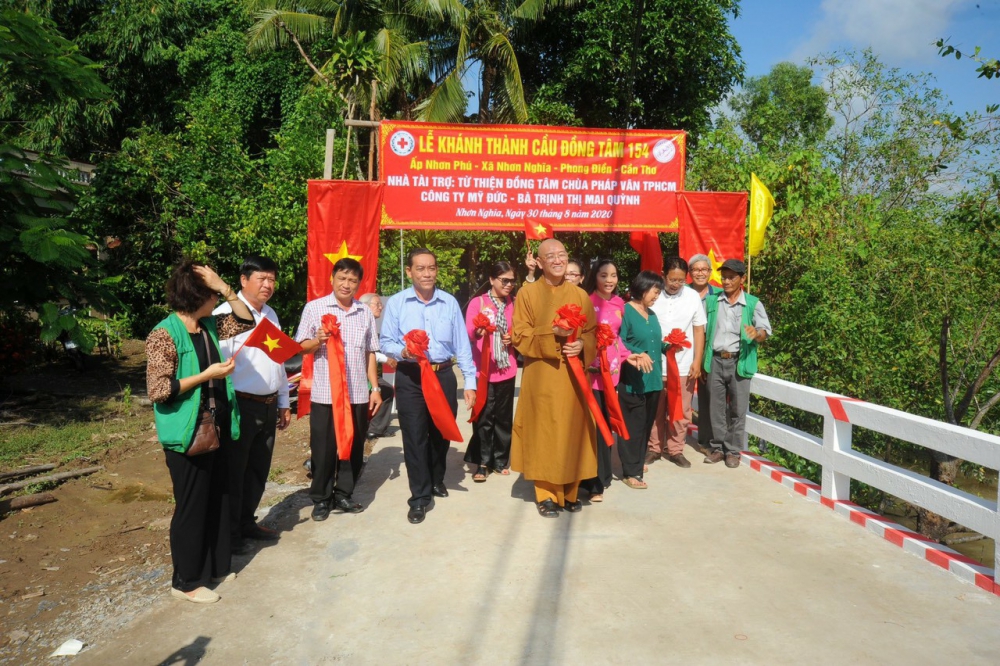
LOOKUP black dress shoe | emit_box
[331,498,365,514]
[407,506,426,524]
[536,499,560,518]
[431,484,449,498]
[311,501,331,522]
[231,539,256,555]
[243,523,280,541]
[564,500,582,513]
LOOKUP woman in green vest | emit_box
[146,260,253,604]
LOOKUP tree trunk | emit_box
[479,61,496,124]
[916,452,960,540]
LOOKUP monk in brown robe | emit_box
[511,239,598,517]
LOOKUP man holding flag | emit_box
[214,256,292,554]
[295,258,382,521]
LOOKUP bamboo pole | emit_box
[0,466,103,496]
[368,80,378,181]
[0,464,57,482]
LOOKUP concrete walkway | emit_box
[79,413,1000,665]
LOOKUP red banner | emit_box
[379,121,685,232]
[677,192,747,287]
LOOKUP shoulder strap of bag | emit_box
[200,329,217,412]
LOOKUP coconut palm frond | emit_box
[247,9,330,53]
[482,31,527,123]
[415,67,469,122]
[376,29,430,90]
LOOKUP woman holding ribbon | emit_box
[579,259,633,502]
[464,261,518,482]
[295,258,382,521]
[146,259,254,604]
[617,271,667,489]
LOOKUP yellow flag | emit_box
[749,173,774,257]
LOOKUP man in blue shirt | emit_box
[381,248,476,524]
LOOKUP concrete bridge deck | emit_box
[77,414,1000,665]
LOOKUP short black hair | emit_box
[332,257,364,280]
[664,256,688,275]
[407,247,436,267]
[582,258,616,295]
[240,255,278,279]
[165,259,216,314]
[629,270,665,300]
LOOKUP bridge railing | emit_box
[723,374,1000,583]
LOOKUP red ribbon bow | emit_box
[663,328,691,424]
[404,329,464,442]
[469,311,496,423]
[553,304,614,446]
[595,323,629,442]
[322,314,355,460]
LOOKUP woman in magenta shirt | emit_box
[464,261,518,481]
[580,258,633,502]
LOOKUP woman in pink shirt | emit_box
[580,258,633,502]
[464,261,518,481]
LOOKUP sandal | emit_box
[622,476,647,490]
[492,467,510,476]
[473,466,489,482]
[589,493,604,503]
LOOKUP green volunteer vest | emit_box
[702,292,761,379]
[152,313,240,453]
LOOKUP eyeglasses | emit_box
[542,252,569,261]
[690,267,710,273]
[565,272,581,278]
[496,278,516,286]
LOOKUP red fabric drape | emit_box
[664,328,691,424]
[596,323,629,441]
[468,312,494,423]
[322,315,355,460]
[629,232,664,274]
[403,330,464,442]
[553,304,615,447]
[677,191,747,287]
[299,180,383,418]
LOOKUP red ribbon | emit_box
[404,329,464,442]
[596,323,629,441]
[322,314,355,460]
[664,328,692,424]
[468,311,495,423]
[553,304,614,446]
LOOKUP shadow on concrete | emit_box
[353,444,404,507]
[156,635,211,665]
[519,506,573,664]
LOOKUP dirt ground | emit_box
[0,342,316,663]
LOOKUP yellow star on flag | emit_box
[708,248,724,286]
[324,241,362,265]
[533,224,549,238]
[262,334,282,352]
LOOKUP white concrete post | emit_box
[323,129,335,180]
[821,416,852,502]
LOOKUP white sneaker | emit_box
[171,586,220,604]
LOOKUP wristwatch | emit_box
[370,386,381,393]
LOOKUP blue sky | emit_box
[731,0,999,115]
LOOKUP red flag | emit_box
[238,318,302,364]
[677,192,747,287]
[403,330,464,443]
[300,180,383,417]
[629,232,663,274]
[525,220,554,240]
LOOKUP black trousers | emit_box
[164,447,231,592]
[309,402,369,503]
[580,389,613,494]
[618,388,661,479]
[228,396,277,541]
[366,378,395,437]
[463,377,515,470]
[396,363,458,508]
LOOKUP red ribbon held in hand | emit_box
[469,312,495,424]
[322,314,355,460]
[553,304,614,446]
[664,328,692,424]
[596,323,629,442]
[404,329,464,442]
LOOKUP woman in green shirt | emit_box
[618,271,666,489]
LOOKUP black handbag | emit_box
[187,330,221,456]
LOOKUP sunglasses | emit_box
[496,277,516,286]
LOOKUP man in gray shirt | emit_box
[701,259,772,468]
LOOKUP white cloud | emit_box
[792,0,973,63]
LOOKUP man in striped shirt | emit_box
[295,258,383,521]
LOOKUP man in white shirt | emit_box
[646,256,705,468]
[214,256,290,553]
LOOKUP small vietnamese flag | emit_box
[238,318,302,364]
[524,220,554,241]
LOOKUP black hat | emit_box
[720,259,746,275]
